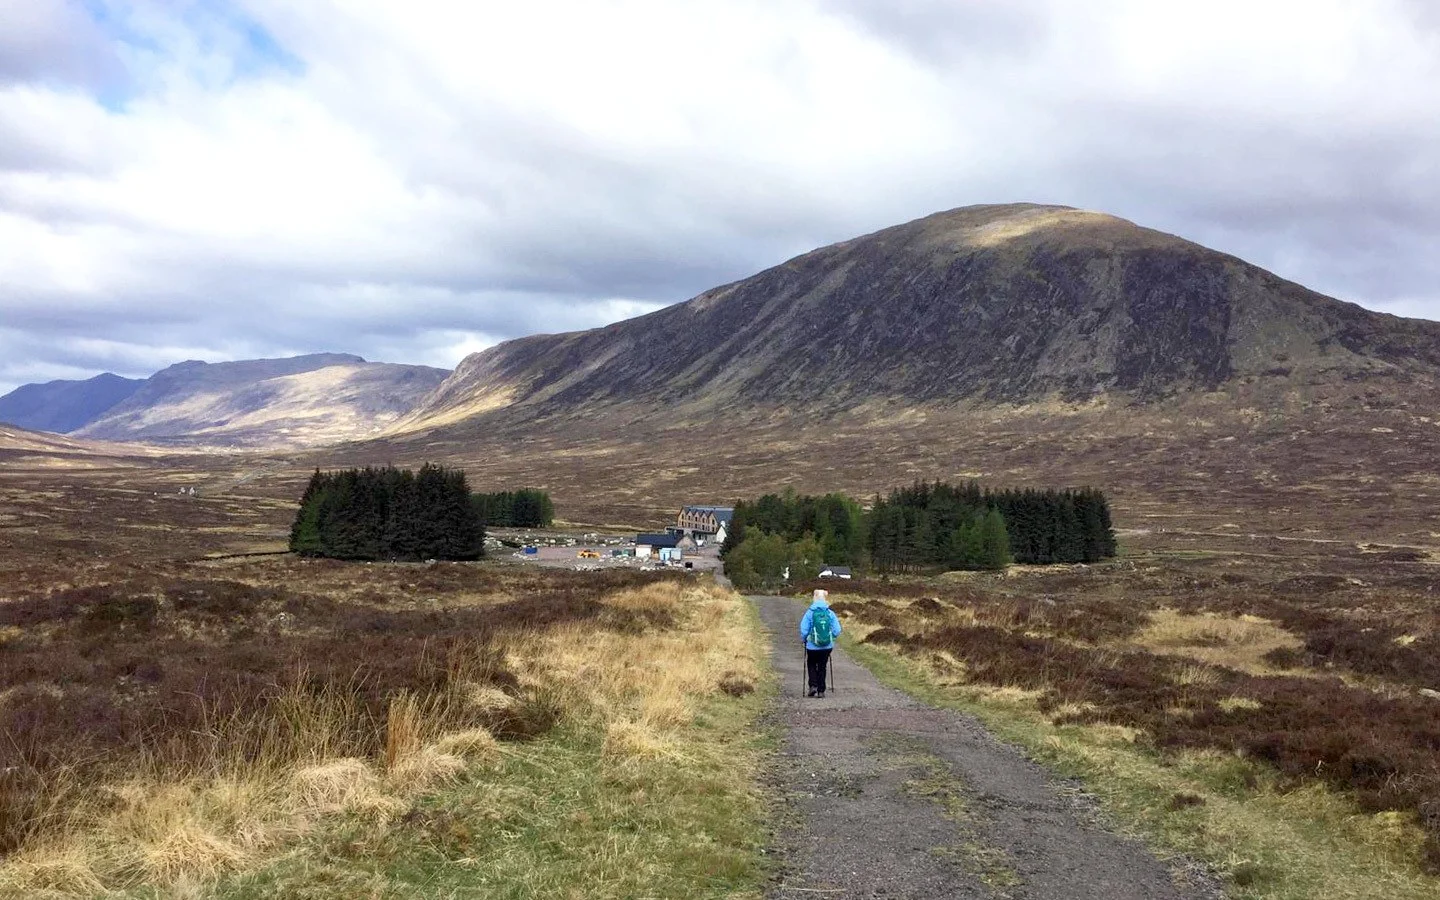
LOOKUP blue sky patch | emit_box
[78,0,303,108]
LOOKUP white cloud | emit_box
[0,0,1437,396]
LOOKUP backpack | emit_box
[809,609,835,647]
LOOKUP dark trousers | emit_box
[806,647,832,692]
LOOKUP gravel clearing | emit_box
[755,594,1223,900]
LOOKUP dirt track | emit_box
[754,595,1222,900]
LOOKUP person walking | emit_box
[799,589,841,697]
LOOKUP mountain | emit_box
[348,203,1440,533]
[71,354,450,448]
[397,204,1440,435]
[0,373,143,433]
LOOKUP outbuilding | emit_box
[636,532,680,560]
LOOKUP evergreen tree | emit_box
[384,469,423,559]
[979,508,1012,570]
[289,469,326,555]
[722,480,1115,575]
[288,464,489,562]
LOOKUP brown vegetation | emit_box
[0,553,684,859]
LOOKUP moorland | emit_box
[3,202,1440,897]
[0,453,768,898]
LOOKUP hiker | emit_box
[799,589,841,697]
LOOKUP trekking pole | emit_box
[829,652,836,695]
[800,643,806,697]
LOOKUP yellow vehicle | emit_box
[577,549,601,559]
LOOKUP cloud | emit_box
[0,0,127,89]
[0,0,1437,396]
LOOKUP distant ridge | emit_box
[0,373,143,433]
[18,353,456,448]
[68,353,450,448]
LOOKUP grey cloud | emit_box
[0,0,126,89]
[828,0,1050,65]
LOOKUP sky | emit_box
[2,0,1438,394]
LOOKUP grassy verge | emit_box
[207,584,774,900]
[0,572,771,899]
[846,636,1438,900]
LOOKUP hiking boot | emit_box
[807,689,817,697]
[817,690,825,698]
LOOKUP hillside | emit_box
[333,204,1440,537]
[70,354,449,448]
[0,373,143,433]
[0,424,99,456]
[397,204,1440,434]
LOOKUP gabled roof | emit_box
[683,505,735,523]
[637,532,680,548]
[819,565,852,576]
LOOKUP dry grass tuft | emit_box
[0,847,105,896]
[1219,696,1264,713]
[603,719,686,761]
[138,822,245,883]
[384,747,467,792]
[463,684,517,713]
[384,693,425,773]
[433,728,500,761]
[1172,663,1223,687]
[288,758,384,814]
[719,670,756,697]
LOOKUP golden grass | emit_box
[1131,609,1304,673]
[432,727,500,761]
[501,580,756,763]
[0,576,763,897]
[288,759,394,816]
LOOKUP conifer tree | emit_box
[289,469,327,555]
[979,508,1012,570]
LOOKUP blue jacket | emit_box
[800,599,841,650]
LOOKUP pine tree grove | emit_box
[722,480,1115,577]
[288,465,485,561]
[471,488,555,528]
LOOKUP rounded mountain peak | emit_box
[402,204,1440,431]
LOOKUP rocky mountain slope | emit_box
[397,204,1440,435]
[68,354,449,448]
[0,373,143,433]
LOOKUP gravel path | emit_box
[755,594,1221,900]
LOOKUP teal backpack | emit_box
[809,609,835,647]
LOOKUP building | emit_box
[818,565,853,579]
[635,532,680,560]
[676,505,735,544]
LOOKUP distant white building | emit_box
[818,566,852,579]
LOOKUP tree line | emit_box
[289,465,485,561]
[472,488,554,528]
[721,480,1115,586]
[869,481,1114,571]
